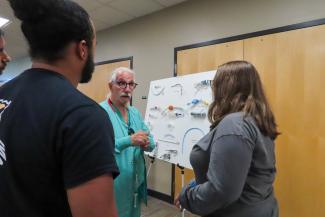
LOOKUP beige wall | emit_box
[94,0,325,195]
[4,0,325,195]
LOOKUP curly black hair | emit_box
[8,0,94,62]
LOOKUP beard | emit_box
[79,53,95,83]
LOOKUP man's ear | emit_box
[76,40,88,60]
[108,82,112,90]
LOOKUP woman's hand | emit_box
[174,193,181,209]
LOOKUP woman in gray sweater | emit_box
[175,60,279,217]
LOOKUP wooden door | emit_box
[175,40,244,197]
[175,24,325,217]
[244,25,325,217]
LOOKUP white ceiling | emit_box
[0,0,187,59]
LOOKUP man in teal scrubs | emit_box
[100,67,155,217]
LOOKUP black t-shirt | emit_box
[0,68,119,217]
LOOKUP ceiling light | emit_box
[0,17,10,28]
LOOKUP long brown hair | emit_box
[208,60,279,139]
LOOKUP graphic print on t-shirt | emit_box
[0,99,11,122]
[0,140,6,166]
[0,98,11,166]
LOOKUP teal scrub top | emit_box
[100,100,155,217]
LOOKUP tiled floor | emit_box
[141,196,199,217]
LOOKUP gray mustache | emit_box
[120,93,131,98]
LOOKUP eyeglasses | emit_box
[128,127,135,135]
[114,81,138,90]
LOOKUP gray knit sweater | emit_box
[179,112,278,217]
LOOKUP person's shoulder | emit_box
[218,112,245,129]
[99,100,107,107]
[64,99,109,126]
[128,105,141,116]
[99,100,115,116]
[220,112,256,127]
[99,100,110,110]
[60,86,96,108]
[217,112,258,140]
[21,68,96,106]
[49,80,104,119]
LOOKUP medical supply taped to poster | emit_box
[144,70,215,169]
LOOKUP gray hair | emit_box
[110,67,135,82]
[0,29,4,37]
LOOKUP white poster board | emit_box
[144,70,215,169]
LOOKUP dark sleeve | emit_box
[179,135,253,215]
[58,105,119,189]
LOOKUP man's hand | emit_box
[131,131,150,149]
